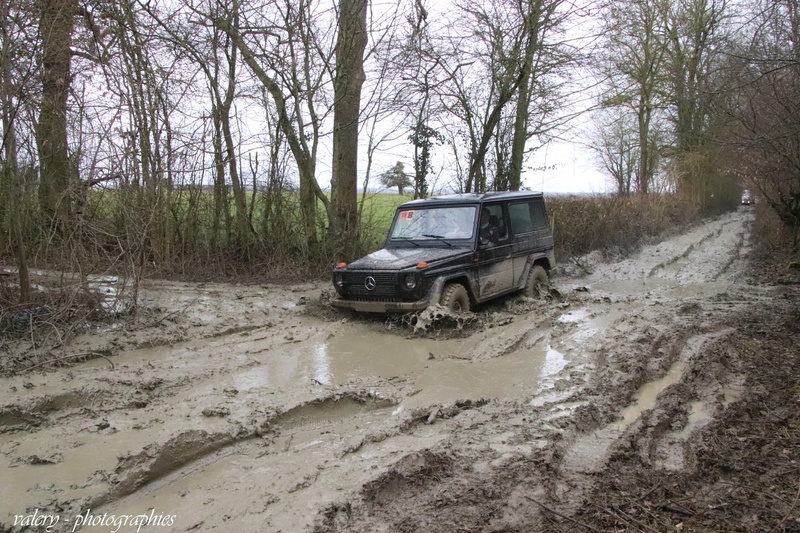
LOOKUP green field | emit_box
[355,191,414,249]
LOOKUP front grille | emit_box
[343,271,399,298]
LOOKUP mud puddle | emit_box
[1,312,591,529]
[3,208,779,533]
[78,400,444,533]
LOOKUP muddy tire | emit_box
[524,265,550,299]
[440,283,470,313]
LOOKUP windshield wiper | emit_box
[392,237,421,247]
[422,234,454,247]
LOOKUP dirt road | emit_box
[2,207,799,532]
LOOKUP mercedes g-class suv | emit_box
[331,191,555,313]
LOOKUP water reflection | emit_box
[313,343,331,385]
[230,324,572,407]
[612,360,688,430]
[543,345,567,376]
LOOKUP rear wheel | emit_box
[440,283,470,313]
[524,265,550,299]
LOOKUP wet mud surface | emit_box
[2,207,799,532]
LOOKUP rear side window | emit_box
[531,201,548,230]
[509,200,548,234]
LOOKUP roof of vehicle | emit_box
[398,191,544,209]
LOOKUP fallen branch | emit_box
[25,351,114,372]
[772,480,800,533]
[151,296,199,326]
[523,495,603,532]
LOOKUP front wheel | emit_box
[440,283,470,313]
[524,265,550,299]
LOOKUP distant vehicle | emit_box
[741,190,754,205]
[331,192,555,314]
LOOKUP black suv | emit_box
[331,192,555,313]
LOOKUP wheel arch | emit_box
[439,274,477,306]
[517,252,554,291]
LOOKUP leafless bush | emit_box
[549,194,701,263]
[752,200,800,279]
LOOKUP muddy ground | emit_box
[2,207,799,532]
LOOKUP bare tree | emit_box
[722,0,800,243]
[1,0,37,302]
[357,6,406,216]
[589,108,639,195]
[665,0,731,206]
[146,0,256,254]
[221,0,334,249]
[389,0,447,199]
[36,0,78,227]
[450,0,529,192]
[507,0,570,191]
[330,0,368,260]
[430,0,574,193]
[599,0,669,194]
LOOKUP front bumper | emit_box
[331,277,445,313]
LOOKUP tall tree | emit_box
[330,0,368,259]
[1,0,35,302]
[507,0,565,191]
[37,0,77,226]
[665,0,729,206]
[458,0,528,192]
[600,0,669,194]
[434,0,573,193]
[148,0,254,253]
[396,0,445,199]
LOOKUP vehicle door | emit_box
[477,203,515,300]
[508,198,554,285]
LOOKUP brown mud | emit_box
[2,207,799,532]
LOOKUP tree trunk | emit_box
[37,0,77,228]
[221,99,251,253]
[2,111,30,305]
[509,0,542,192]
[467,88,520,192]
[330,0,368,260]
[1,2,30,303]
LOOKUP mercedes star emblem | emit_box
[364,276,376,291]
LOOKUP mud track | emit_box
[2,207,799,532]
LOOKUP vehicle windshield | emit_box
[389,206,477,241]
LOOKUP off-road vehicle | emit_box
[331,192,555,313]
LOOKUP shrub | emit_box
[547,194,702,263]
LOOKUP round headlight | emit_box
[334,273,344,288]
[404,274,416,289]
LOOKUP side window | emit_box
[479,204,507,245]
[531,201,549,231]
[509,202,534,234]
[509,200,549,234]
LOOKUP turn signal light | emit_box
[335,262,347,268]
[416,262,428,269]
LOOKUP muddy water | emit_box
[63,321,586,533]
[1,209,762,532]
[564,328,737,477]
[1,315,583,528]
[611,359,690,430]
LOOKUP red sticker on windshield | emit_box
[399,210,415,219]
